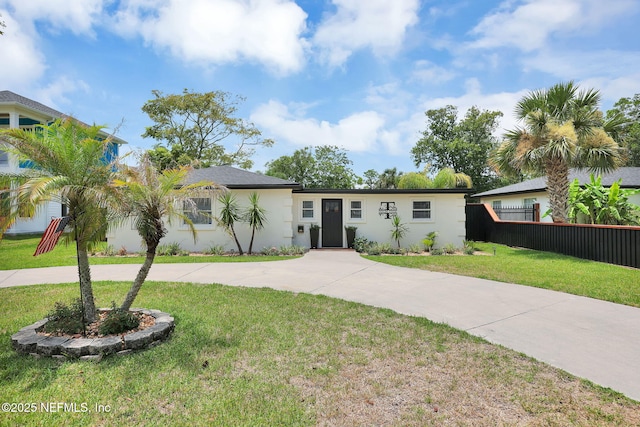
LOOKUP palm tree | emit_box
[244,192,267,255]
[491,82,624,222]
[397,168,472,189]
[0,118,118,322]
[113,155,216,311]
[390,216,408,249]
[217,192,244,254]
[431,167,472,189]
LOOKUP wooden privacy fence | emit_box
[466,203,640,269]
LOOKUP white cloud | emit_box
[111,0,309,75]
[35,77,91,112]
[313,0,420,67]
[0,10,46,90]
[251,100,386,152]
[410,60,456,84]
[1,0,104,36]
[469,0,639,52]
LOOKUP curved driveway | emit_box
[1,250,639,401]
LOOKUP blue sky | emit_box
[1,0,639,176]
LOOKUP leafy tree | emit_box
[265,145,358,188]
[0,119,118,322]
[491,82,625,223]
[146,143,193,170]
[362,169,379,189]
[606,94,640,166]
[244,191,267,255]
[411,105,503,193]
[567,175,640,225]
[217,192,244,254]
[142,89,274,169]
[113,155,215,311]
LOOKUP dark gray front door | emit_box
[322,199,343,247]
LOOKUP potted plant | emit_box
[345,225,357,248]
[309,224,320,249]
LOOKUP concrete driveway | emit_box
[1,249,639,401]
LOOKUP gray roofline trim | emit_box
[225,184,303,190]
[293,188,473,195]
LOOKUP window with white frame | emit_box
[183,197,212,225]
[0,151,8,166]
[412,200,432,220]
[349,200,363,220]
[523,198,536,208]
[492,200,502,210]
[301,200,314,219]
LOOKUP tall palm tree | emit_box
[0,118,118,322]
[113,155,216,311]
[491,82,624,222]
[217,192,244,254]
[244,191,267,255]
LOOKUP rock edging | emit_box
[11,309,174,360]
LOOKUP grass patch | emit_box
[366,242,640,308]
[0,236,295,270]
[1,281,638,425]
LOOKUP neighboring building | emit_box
[473,168,640,222]
[107,166,469,252]
[0,90,126,234]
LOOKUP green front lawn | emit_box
[1,281,638,426]
[0,235,295,270]
[366,242,640,308]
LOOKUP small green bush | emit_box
[353,237,371,253]
[444,243,457,254]
[43,299,85,334]
[98,302,141,335]
[157,242,183,256]
[422,231,438,252]
[204,244,226,255]
[261,246,280,256]
[286,245,307,255]
[431,248,445,256]
[102,244,117,257]
[408,243,423,254]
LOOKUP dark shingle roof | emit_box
[0,90,65,118]
[184,166,301,189]
[474,167,640,198]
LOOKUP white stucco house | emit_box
[107,166,469,252]
[473,168,640,222]
[0,90,126,234]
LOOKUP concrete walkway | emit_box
[1,250,639,401]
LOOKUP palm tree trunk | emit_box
[76,244,97,323]
[248,228,256,255]
[546,157,570,223]
[121,249,156,311]
[231,225,244,255]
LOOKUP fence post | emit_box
[533,203,540,222]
